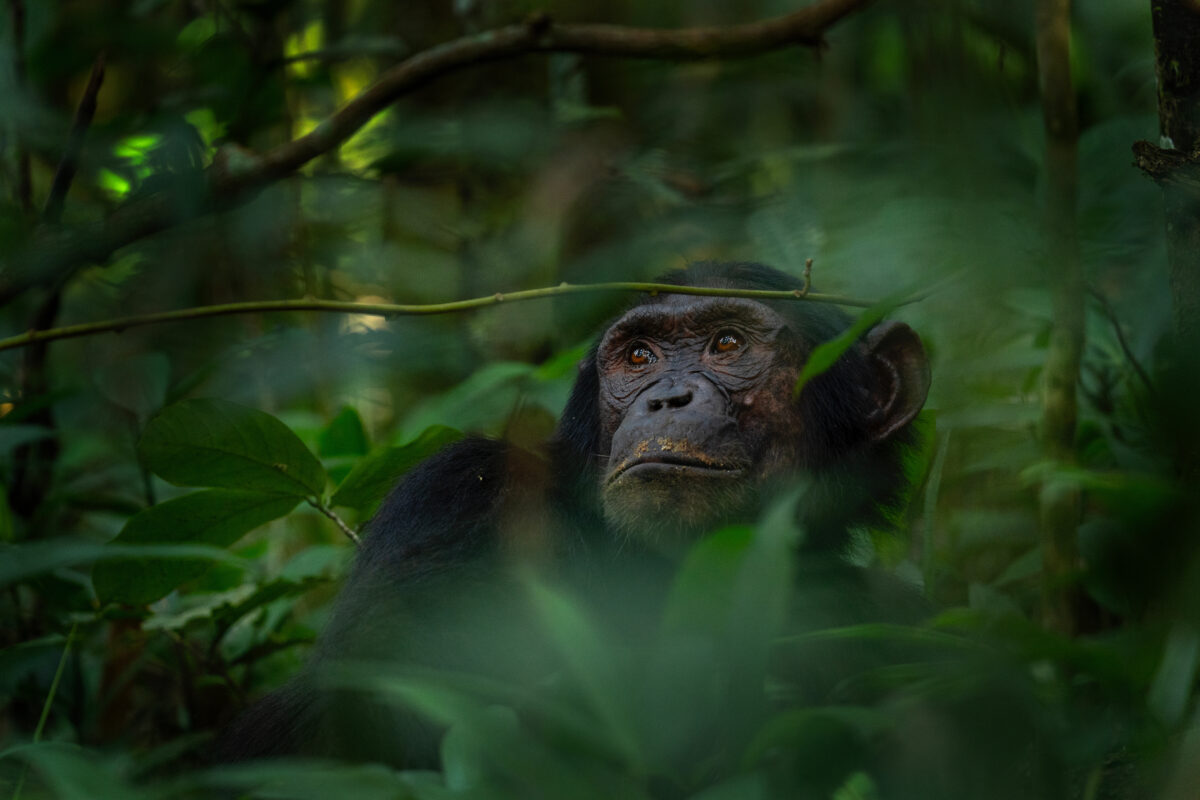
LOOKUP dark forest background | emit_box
[2,1,1200,798]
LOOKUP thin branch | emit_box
[1087,284,1154,394]
[10,57,106,517]
[253,1,872,184]
[0,280,908,355]
[307,498,361,547]
[9,0,31,215]
[43,54,106,224]
[0,0,874,306]
[12,624,76,800]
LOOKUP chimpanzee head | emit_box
[556,262,930,550]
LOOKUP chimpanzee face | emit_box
[595,296,804,542]
[593,293,928,546]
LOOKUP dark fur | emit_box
[218,262,925,765]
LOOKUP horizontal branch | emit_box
[0,0,874,306]
[1133,140,1200,191]
[0,280,910,354]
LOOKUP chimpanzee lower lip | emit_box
[606,457,744,485]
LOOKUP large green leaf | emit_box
[138,398,326,496]
[93,489,299,605]
[331,425,462,513]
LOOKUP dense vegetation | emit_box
[1,1,1197,798]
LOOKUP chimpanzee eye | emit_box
[628,343,657,366]
[712,330,743,353]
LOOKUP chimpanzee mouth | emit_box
[606,455,746,485]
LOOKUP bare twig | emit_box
[9,54,107,518]
[43,54,106,224]
[0,280,918,355]
[0,0,874,306]
[307,498,361,547]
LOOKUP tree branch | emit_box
[1087,284,1154,394]
[1143,1,1200,354]
[9,54,108,519]
[43,54,106,225]
[0,0,874,307]
[9,0,31,216]
[0,280,917,355]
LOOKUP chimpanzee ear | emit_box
[863,321,931,442]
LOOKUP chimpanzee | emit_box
[219,261,931,765]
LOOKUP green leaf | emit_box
[1149,624,1200,726]
[663,525,755,634]
[7,742,153,800]
[320,406,371,484]
[211,574,330,634]
[199,759,425,800]
[793,297,903,399]
[0,539,244,588]
[689,772,769,800]
[524,579,642,768]
[331,425,462,513]
[93,490,299,605]
[139,398,326,496]
[319,406,370,458]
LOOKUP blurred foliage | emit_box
[0,0,1196,798]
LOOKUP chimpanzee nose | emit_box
[643,380,696,412]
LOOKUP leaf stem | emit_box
[308,498,361,547]
[12,623,77,800]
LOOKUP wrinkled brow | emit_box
[605,300,776,342]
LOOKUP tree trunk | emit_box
[1143,1,1200,347]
